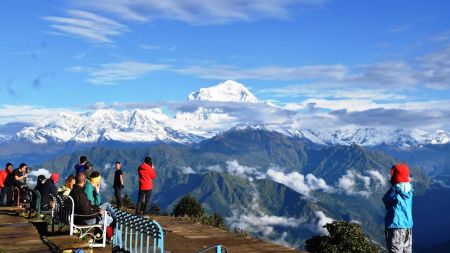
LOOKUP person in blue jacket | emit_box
[74,155,87,174]
[383,163,413,253]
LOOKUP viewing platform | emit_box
[0,207,305,253]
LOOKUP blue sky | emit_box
[0,0,449,129]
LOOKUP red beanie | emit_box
[390,163,410,184]
[50,173,60,183]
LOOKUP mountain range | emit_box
[0,80,448,148]
[35,127,449,251]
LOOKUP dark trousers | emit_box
[0,187,7,206]
[1,186,12,206]
[135,190,152,216]
[114,186,122,208]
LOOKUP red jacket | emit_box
[0,169,9,188]
[138,163,157,190]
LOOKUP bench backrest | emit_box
[52,194,74,225]
[112,208,165,253]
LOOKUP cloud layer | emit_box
[68,61,168,85]
[266,168,334,195]
[44,10,128,43]
[73,0,326,24]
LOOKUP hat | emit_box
[390,163,410,184]
[90,174,102,185]
[50,173,60,183]
[37,175,46,183]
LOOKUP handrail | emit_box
[112,207,165,253]
[195,245,228,253]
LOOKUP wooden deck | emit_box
[0,207,306,253]
[154,215,305,253]
[0,207,51,253]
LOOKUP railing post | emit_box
[216,245,222,253]
[124,222,129,250]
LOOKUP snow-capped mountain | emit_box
[288,127,450,147]
[1,80,449,147]
[222,125,450,147]
[13,109,202,144]
[188,80,258,103]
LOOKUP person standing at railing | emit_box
[383,163,414,253]
[0,163,13,206]
[135,156,157,217]
[74,155,88,174]
[113,161,124,209]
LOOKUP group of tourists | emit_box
[0,155,413,252]
[0,155,157,226]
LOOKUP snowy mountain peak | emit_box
[12,109,200,145]
[188,80,258,103]
[301,127,450,147]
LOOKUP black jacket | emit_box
[4,169,24,187]
[69,184,100,224]
[34,179,57,208]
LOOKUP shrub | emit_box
[305,221,381,253]
[149,202,161,215]
[122,194,136,209]
[232,227,249,237]
[173,194,204,218]
[207,212,225,228]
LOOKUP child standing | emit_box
[383,163,413,253]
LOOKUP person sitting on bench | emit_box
[70,172,111,226]
[34,175,57,210]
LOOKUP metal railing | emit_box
[196,245,228,253]
[112,207,165,253]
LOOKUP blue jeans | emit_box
[85,202,115,226]
[84,202,121,245]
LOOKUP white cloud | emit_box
[337,170,388,197]
[44,10,128,43]
[429,30,450,42]
[27,168,53,188]
[178,64,347,80]
[68,61,168,85]
[180,166,195,174]
[204,164,223,173]
[226,182,304,241]
[139,44,176,51]
[261,84,408,101]
[103,163,112,171]
[29,168,52,179]
[227,211,304,236]
[367,170,387,187]
[266,168,333,195]
[337,170,371,197]
[73,0,326,24]
[225,160,265,181]
[176,46,450,92]
[100,177,108,192]
[0,105,79,126]
[310,211,334,235]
